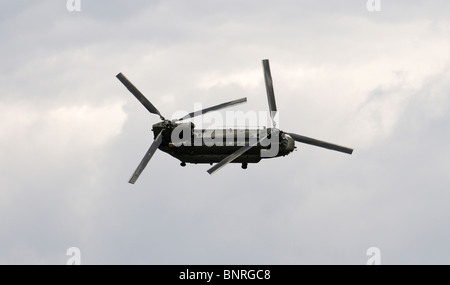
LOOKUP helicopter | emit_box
[116,59,353,184]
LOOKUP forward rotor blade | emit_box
[262,59,277,126]
[174,97,247,122]
[286,132,353,155]
[207,131,271,175]
[116,73,164,119]
[129,131,163,184]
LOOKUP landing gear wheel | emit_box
[180,162,186,167]
[241,163,248,169]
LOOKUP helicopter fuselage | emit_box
[152,122,295,165]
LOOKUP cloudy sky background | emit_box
[1,0,449,264]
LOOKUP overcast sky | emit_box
[1,0,449,264]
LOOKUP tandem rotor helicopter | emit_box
[116,59,353,184]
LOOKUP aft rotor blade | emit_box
[174,97,247,122]
[262,59,277,126]
[129,131,163,184]
[116,73,164,119]
[207,131,271,175]
[286,132,353,155]
[207,145,255,175]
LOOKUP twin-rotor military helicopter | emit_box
[116,59,353,184]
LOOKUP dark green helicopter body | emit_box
[117,59,353,184]
[152,121,296,165]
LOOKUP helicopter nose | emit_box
[285,135,295,152]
